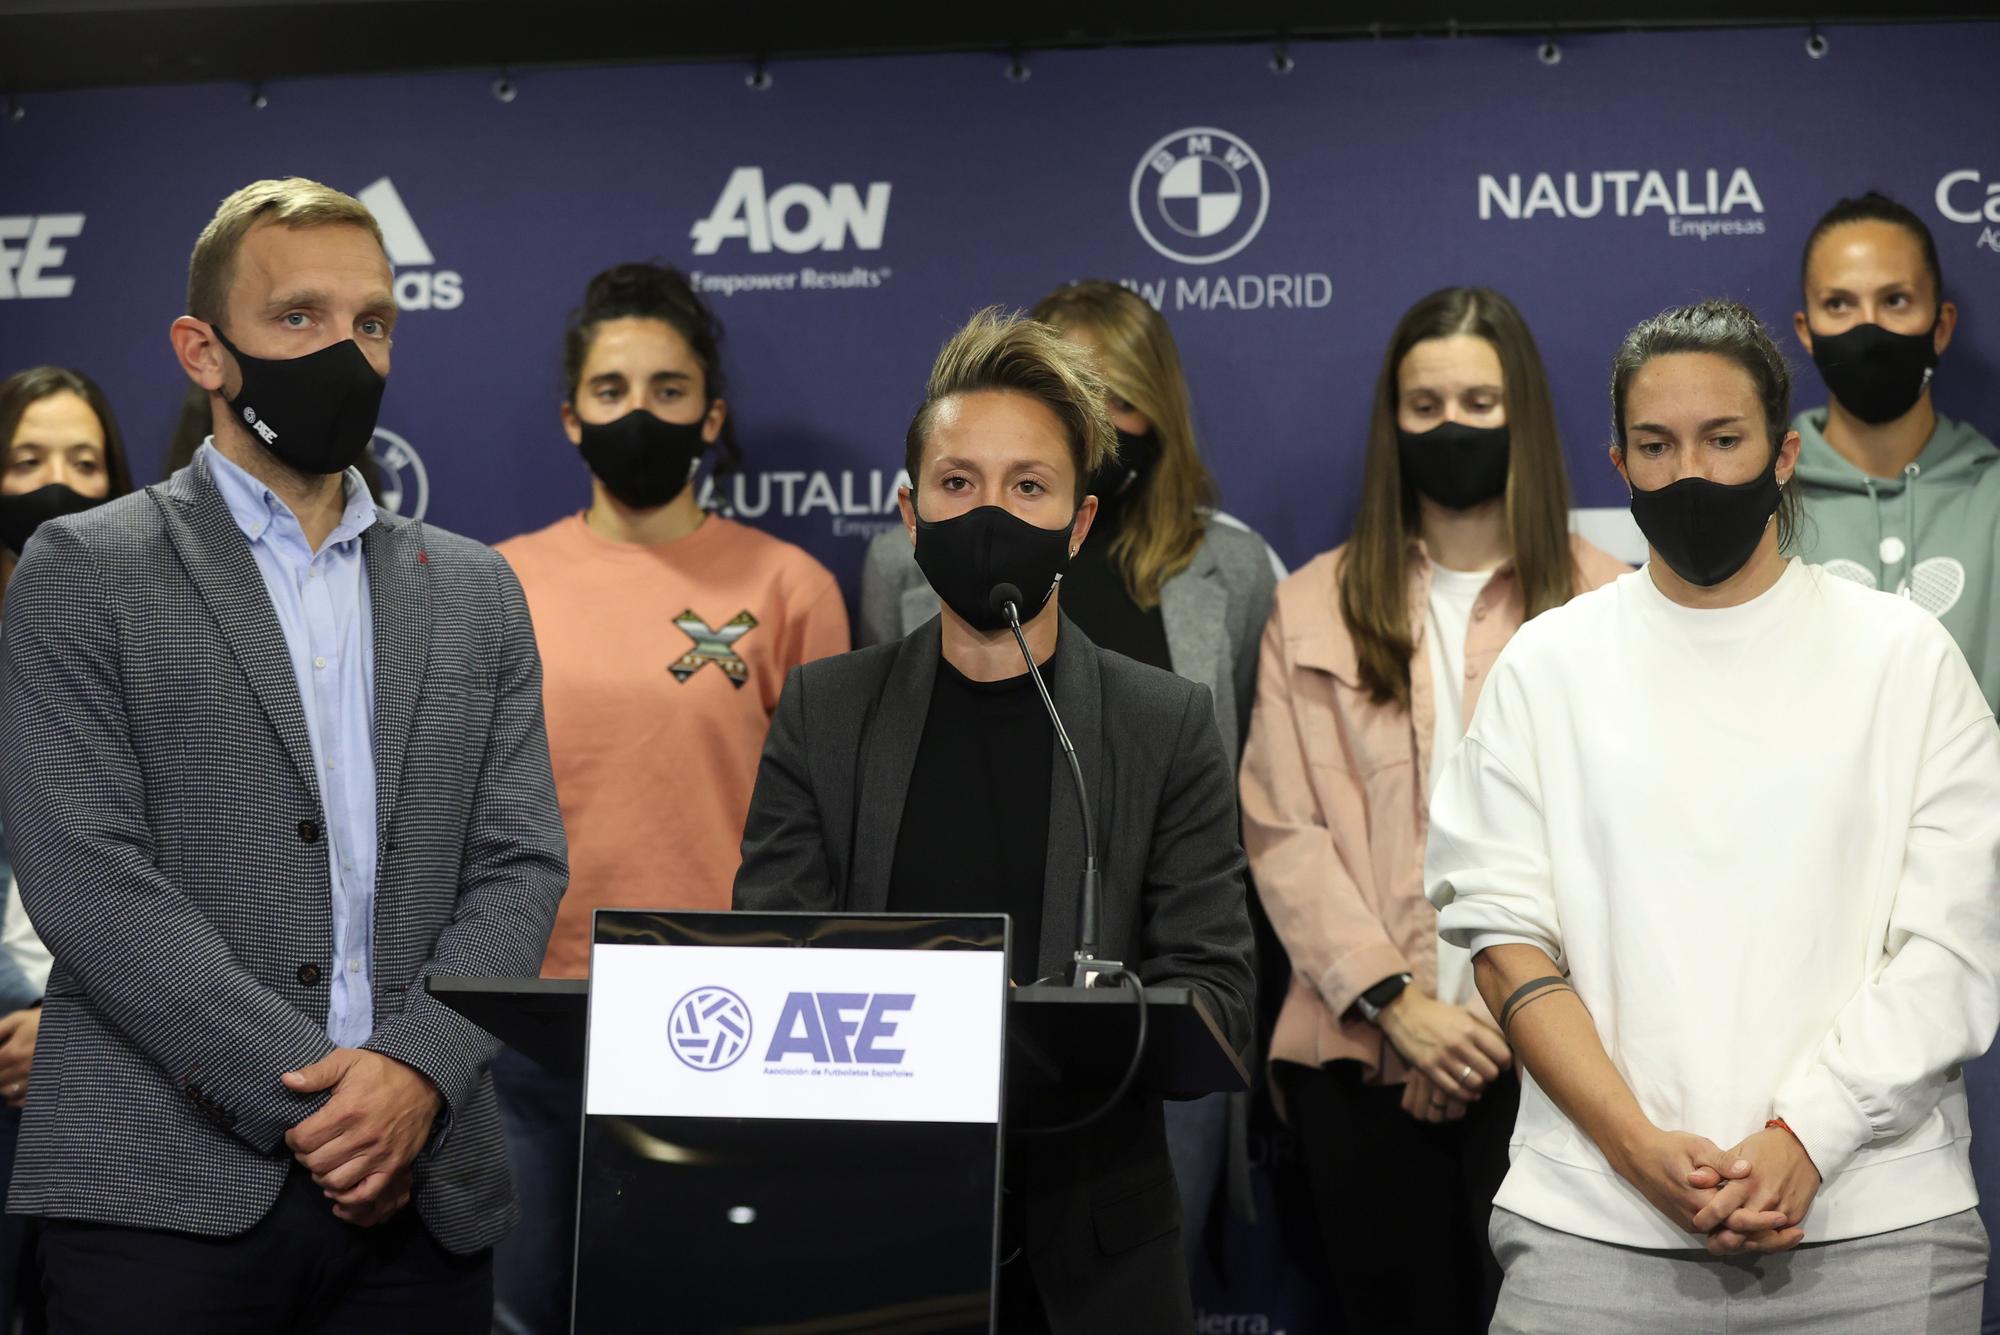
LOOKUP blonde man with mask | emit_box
[0,178,566,1332]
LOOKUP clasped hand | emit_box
[282,1048,441,1228]
[1378,989,1511,1124]
[1614,1124,1821,1255]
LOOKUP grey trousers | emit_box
[1488,1206,1988,1335]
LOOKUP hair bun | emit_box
[582,262,710,333]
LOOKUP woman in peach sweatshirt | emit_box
[1240,287,1625,1334]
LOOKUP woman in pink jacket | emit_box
[1240,286,1626,1333]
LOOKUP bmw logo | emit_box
[1130,127,1272,266]
[669,985,754,1072]
[367,426,430,521]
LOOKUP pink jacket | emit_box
[1241,536,1628,1085]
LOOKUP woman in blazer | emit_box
[861,285,1278,1258]
[1240,287,1626,1334]
[860,280,1279,762]
[738,309,1255,1334]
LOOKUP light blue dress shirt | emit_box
[204,442,380,1048]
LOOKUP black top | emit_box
[886,655,1055,984]
[1058,484,1173,672]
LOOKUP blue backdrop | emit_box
[5,20,2000,1332]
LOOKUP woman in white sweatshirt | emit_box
[1426,298,2000,1333]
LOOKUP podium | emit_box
[432,910,1247,1334]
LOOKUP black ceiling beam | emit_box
[1,1,1993,95]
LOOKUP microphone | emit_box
[988,583,1115,988]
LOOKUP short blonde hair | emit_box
[904,308,1116,504]
[187,177,385,323]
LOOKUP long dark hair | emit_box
[562,262,741,480]
[1339,288,1576,708]
[0,365,136,500]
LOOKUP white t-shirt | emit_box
[1427,559,2000,1248]
[1424,564,1497,1009]
[1423,565,1495,800]
[3,877,49,996]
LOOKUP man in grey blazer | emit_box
[735,310,1254,1334]
[0,178,565,1330]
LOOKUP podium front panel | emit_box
[576,910,1008,1334]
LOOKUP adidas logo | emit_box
[357,178,463,312]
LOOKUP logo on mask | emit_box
[1130,128,1271,265]
[0,214,84,300]
[670,609,758,688]
[241,405,279,446]
[669,986,754,1072]
[355,178,463,312]
[367,427,429,520]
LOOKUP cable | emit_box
[1017,964,1148,1137]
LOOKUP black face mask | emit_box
[0,482,101,556]
[1090,428,1163,503]
[1628,446,1782,588]
[213,326,385,476]
[912,503,1076,632]
[576,409,706,509]
[1397,422,1511,511]
[1809,320,1939,425]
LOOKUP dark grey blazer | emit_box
[733,615,1255,1330]
[0,453,567,1254]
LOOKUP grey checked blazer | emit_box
[858,515,1279,760]
[0,452,567,1254]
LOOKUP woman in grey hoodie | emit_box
[1791,190,2000,712]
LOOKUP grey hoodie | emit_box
[1793,407,2000,711]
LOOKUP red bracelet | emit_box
[1766,1117,1819,1173]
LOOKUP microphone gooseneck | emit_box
[993,585,1108,988]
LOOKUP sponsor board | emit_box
[357,178,464,311]
[1935,171,2000,255]
[1477,168,1767,239]
[0,214,83,299]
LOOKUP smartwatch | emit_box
[1353,972,1413,1024]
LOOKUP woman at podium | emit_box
[734,308,1256,1334]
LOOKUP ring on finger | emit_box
[1458,1064,1476,1086]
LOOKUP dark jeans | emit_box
[491,1046,581,1335]
[0,1104,43,1334]
[38,1164,490,1334]
[1282,1060,1518,1335]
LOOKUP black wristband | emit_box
[1361,974,1410,1010]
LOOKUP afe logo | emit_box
[763,991,913,1064]
[690,167,893,256]
[0,214,84,299]
[669,986,755,1072]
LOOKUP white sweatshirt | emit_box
[1427,559,2000,1249]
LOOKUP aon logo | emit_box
[691,168,891,255]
